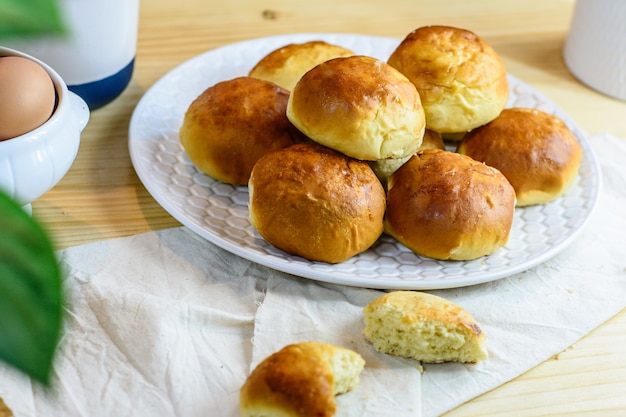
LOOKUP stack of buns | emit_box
[172,29,585,416]
[179,26,582,264]
[250,51,428,263]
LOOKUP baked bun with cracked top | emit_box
[457,108,582,206]
[239,341,365,417]
[363,291,488,363]
[249,142,386,264]
[249,40,355,91]
[287,55,426,161]
[179,76,302,186]
[387,25,508,137]
[384,149,516,261]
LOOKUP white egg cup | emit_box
[0,47,90,211]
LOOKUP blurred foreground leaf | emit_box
[0,0,65,39]
[0,190,63,385]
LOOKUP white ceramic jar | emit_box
[4,0,140,110]
[563,0,626,101]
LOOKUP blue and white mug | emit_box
[5,0,140,110]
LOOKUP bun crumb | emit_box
[363,291,488,364]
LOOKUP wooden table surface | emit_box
[4,0,626,415]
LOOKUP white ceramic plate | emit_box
[129,33,601,290]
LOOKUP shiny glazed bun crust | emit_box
[384,149,516,261]
[457,108,583,206]
[249,142,386,264]
[286,55,426,161]
[248,40,355,91]
[179,76,301,186]
[239,341,365,417]
[388,25,509,135]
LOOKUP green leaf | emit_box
[0,0,66,39]
[0,189,63,385]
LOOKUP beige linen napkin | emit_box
[0,229,270,417]
[0,132,625,416]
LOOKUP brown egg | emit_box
[0,56,57,141]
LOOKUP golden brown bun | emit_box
[457,108,583,206]
[249,142,386,263]
[368,129,444,186]
[287,55,426,161]
[384,149,516,261]
[239,341,365,417]
[388,25,509,135]
[363,291,488,363]
[179,76,302,186]
[249,41,355,91]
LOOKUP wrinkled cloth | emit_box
[0,132,625,417]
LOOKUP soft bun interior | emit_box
[363,291,488,363]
